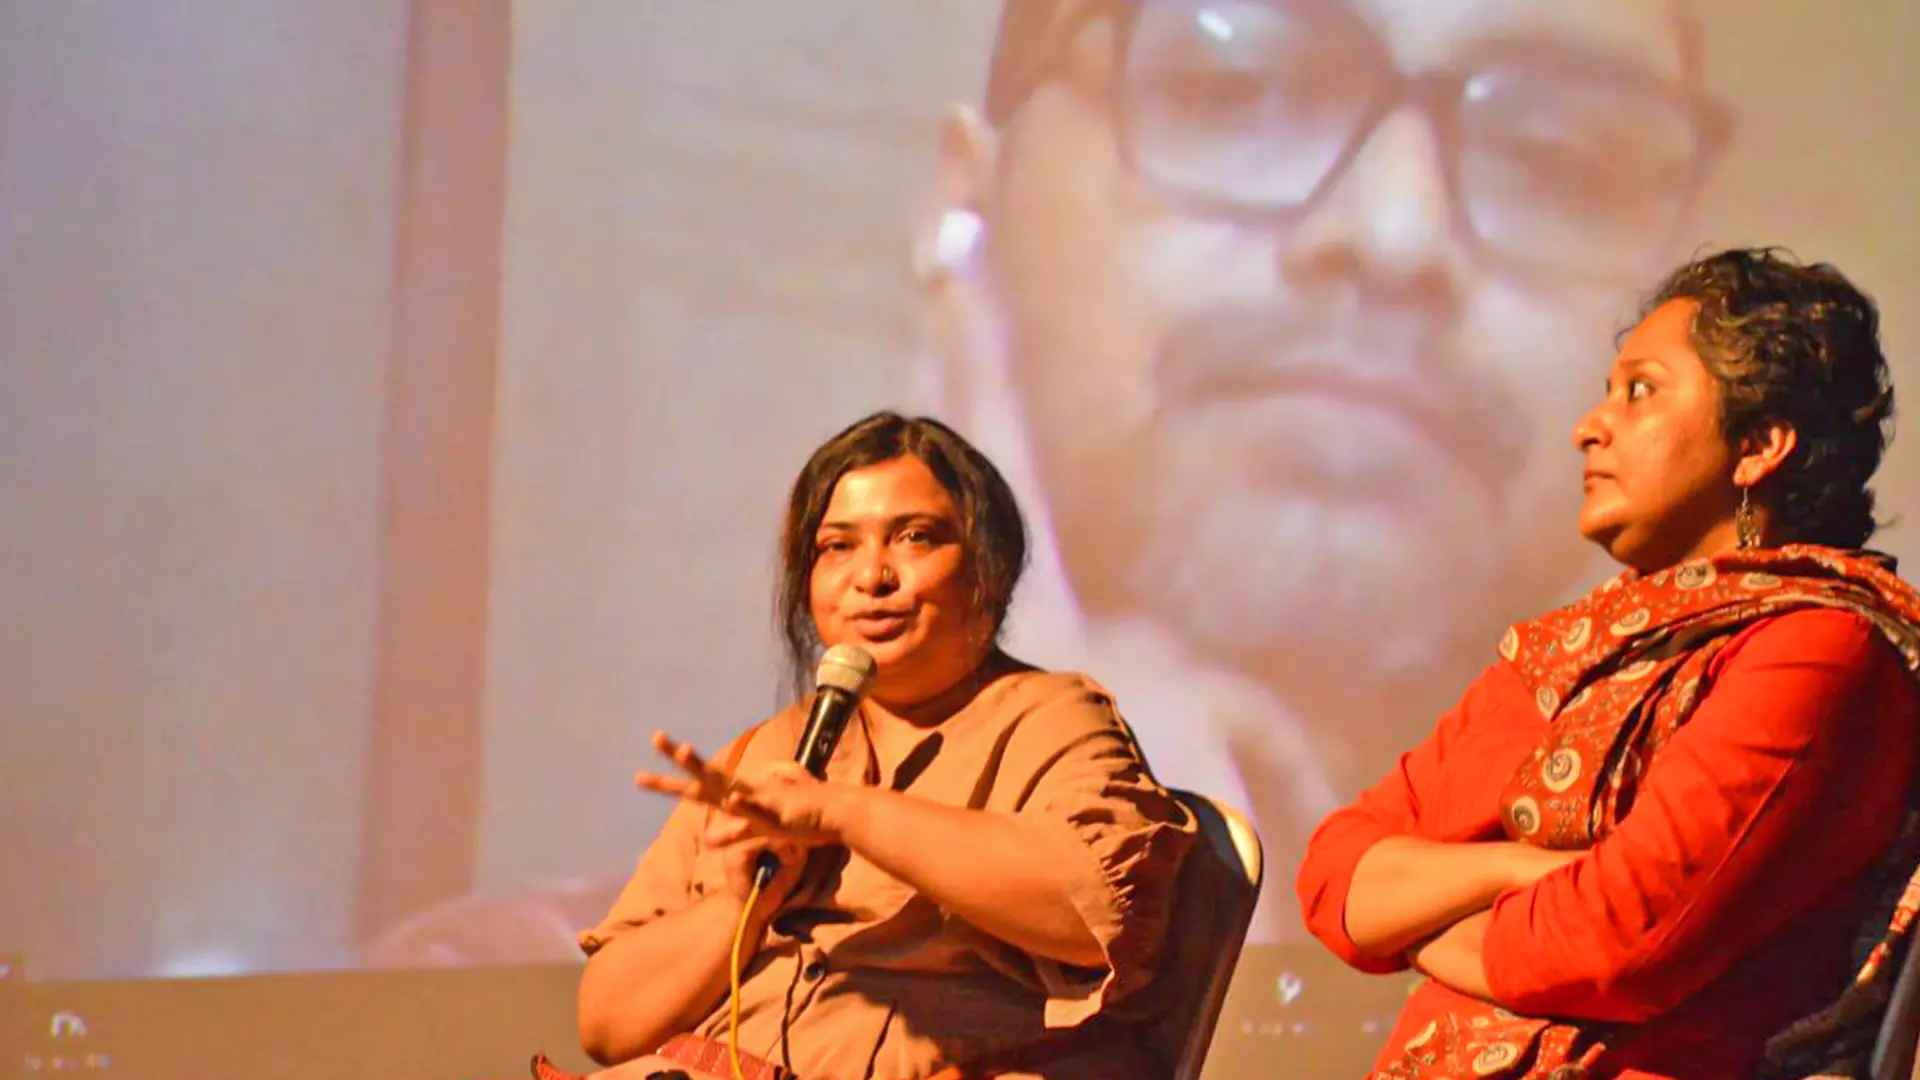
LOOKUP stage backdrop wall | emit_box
[3,0,1916,1075]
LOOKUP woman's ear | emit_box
[1733,421,1798,488]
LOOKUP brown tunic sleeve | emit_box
[575,725,769,957]
[998,675,1196,1028]
[576,796,704,957]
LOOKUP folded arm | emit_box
[1461,612,1917,1021]
[1347,837,1580,960]
[1298,661,1555,971]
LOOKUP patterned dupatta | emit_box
[1379,546,1920,1080]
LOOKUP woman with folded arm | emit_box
[1297,248,1920,1079]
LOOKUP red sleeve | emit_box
[1482,609,1918,1021]
[1296,661,1533,974]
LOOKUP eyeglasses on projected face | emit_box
[985,0,1731,283]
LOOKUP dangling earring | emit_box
[1735,486,1762,550]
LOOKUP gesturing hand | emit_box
[635,731,857,850]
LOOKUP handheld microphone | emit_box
[752,644,877,889]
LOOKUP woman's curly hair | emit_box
[1644,247,1894,548]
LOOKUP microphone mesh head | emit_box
[816,644,877,696]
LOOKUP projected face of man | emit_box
[929,0,1721,700]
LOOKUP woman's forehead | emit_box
[821,457,961,524]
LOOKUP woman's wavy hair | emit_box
[1643,247,1894,548]
[775,411,1028,700]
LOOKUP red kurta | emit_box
[1298,608,1920,1079]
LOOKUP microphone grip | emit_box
[748,685,861,890]
[752,849,781,890]
[794,686,859,777]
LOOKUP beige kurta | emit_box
[579,667,1196,1080]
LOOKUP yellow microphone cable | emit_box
[727,875,765,1080]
